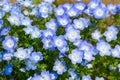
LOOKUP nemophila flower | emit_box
[30,8,38,16]
[7,14,21,26]
[96,40,111,56]
[111,46,120,58]
[42,37,55,50]
[23,26,34,35]
[53,35,67,49]
[14,48,29,60]
[54,5,66,17]
[38,2,52,18]
[95,77,104,80]
[25,59,36,70]
[0,26,11,36]
[59,46,69,53]
[117,4,120,13]
[50,72,58,80]
[59,53,67,58]
[30,52,43,63]
[84,51,95,62]
[68,68,80,80]
[74,2,86,12]
[25,46,33,55]
[0,10,5,19]
[44,0,55,4]
[73,18,88,30]
[83,7,93,16]
[65,27,81,42]
[93,5,109,19]
[21,17,33,27]
[53,60,67,74]
[68,49,84,64]
[40,71,51,80]
[20,0,33,7]
[19,68,26,72]
[86,64,93,69]
[30,26,42,39]
[91,29,102,40]
[107,4,117,15]
[2,36,17,51]
[3,52,13,61]
[63,3,73,11]
[42,29,55,38]
[87,0,101,10]
[57,15,71,27]
[4,64,13,76]
[46,19,58,32]
[73,39,82,47]
[104,25,118,42]
[0,0,9,6]
[66,5,79,17]
[2,3,12,12]
[30,74,42,80]
[82,75,92,80]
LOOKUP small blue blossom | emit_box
[53,60,67,74]
[3,52,13,61]
[82,75,92,80]
[91,29,102,41]
[95,77,104,80]
[107,4,117,15]
[0,26,11,36]
[4,64,13,76]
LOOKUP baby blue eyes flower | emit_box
[2,36,17,51]
[82,75,92,80]
[74,2,86,12]
[0,26,11,36]
[96,40,111,56]
[3,52,13,61]
[4,64,13,76]
[68,49,84,64]
[53,60,67,74]
[21,17,33,27]
[44,0,55,4]
[30,52,43,63]
[104,25,118,42]
[0,10,5,19]
[91,30,102,40]
[95,77,104,80]
[107,4,117,15]
[0,0,9,6]
[111,45,120,58]
[54,5,65,17]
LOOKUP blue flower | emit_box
[68,49,84,64]
[65,26,81,42]
[0,26,11,36]
[14,48,29,60]
[74,2,86,12]
[104,25,118,42]
[82,75,92,80]
[30,52,43,63]
[0,0,9,6]
[42,29,55,38]
[38,2,52,18]
[21,17,33,27]
[95,77,104,80]
[4,64,13,76]
[2,36,17,51]
[96,40,111,56]
[54,5,66,17]
[30,74,42,80]
[53,35,67,50]
[0,20,4,30]
[40,70,51,80]
[3,52,13,61]
[25,59,37,71]
[91,29,102,41]
[45,19,58,32]
[111,45,120,58]
[107,4,117,15]
[53,60,67,74]
[44,0,55,4]
[50,72,58,80]
[0,10,5,19]
[57,15,71,27]
[73,18,88,30]
[23,26,34,35]
[84,51,95,62]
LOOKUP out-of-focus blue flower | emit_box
[21,17,33,27]
[50,72,58,80]
[0,10,5,19]
[45,19,58,32]
[0,0,9,6]
[17,0,33,7]
[2,36,17,51]
[44,0,55,4]
[111,45,120,58]
[14,48,29,60]
[38,2,52,18]
[96,40,111,56]
[86,64,93,69]
[84,51,95,62]
[107,4,117,15]
[104,25,118,42]
[82,75,92,80]
[3,52,13,61]
[23,26,34,35]
[59,52,67,58]
[2,3,12,12]
[53,60,67,75]
[95,77,104,80]
[40,70,51,80]
[30,52,43,63]
[74,2,86,13]
[25,46,33,55]
[4,64,13,76]
[30,74,42,80]
[0,20,4,30]
[91,29,102,41]
[25,59,37,71]
[0,26,11,36]
[63,3,73,11]
[42,29,55,38]
[68,49,84,64]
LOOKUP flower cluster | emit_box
[0,0,120,80]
